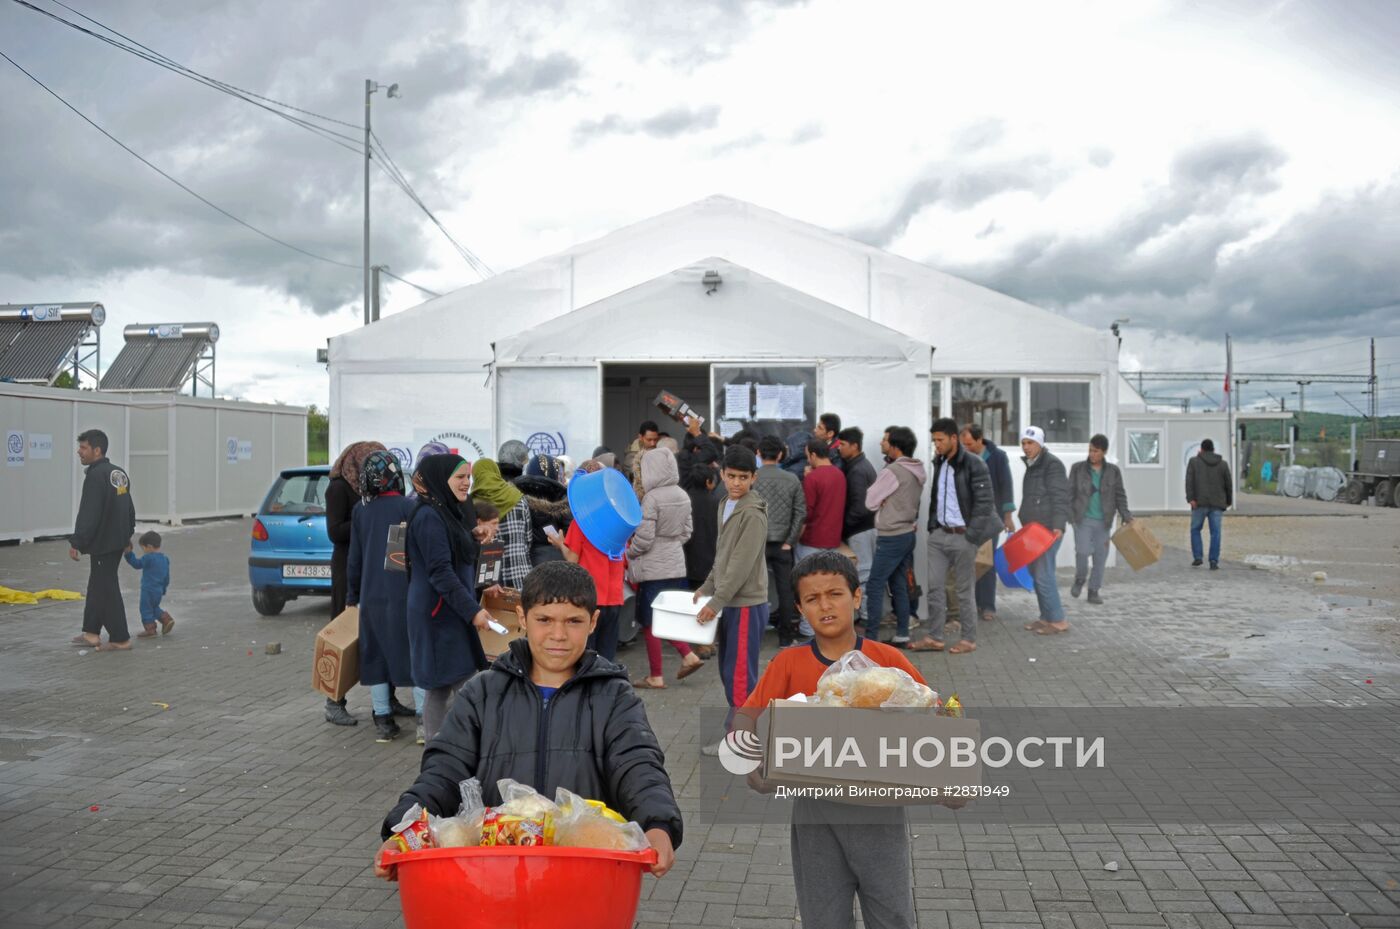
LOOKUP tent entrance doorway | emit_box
[602,363,711,460]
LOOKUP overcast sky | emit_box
[2,0,1398,415]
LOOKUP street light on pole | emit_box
[364,79,400,326]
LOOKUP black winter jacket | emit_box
[684,484,719,582]
[1019,449,1071,533]
[70,458,136,555]
[382,639,683,848]
[926,447,1000,546]
[981,440,1017,518]
[514,475,572,549]
[1186,451,1233,510]
[842,452,878,538]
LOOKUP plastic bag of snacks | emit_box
[552,787,649,851]
[388,804,432,852]
[480,779,558,847]
[428,778,487,848]
[814,651,937,709]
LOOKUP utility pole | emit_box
[1296,379,1312,415]
[1226,334,1236,508]
[1370,338,1379,437]
[363,79,399,326]
[371,265,384,322]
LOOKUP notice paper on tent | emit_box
[718,419,743,439]
[777,384,805,421]
[754,384,782,421]
[724,382,752,421]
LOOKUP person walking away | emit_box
[69,429,136,651]
[812,412,845,471]
[626,448,704,687]
[471,459,533,589]
[796,439,846,563]
[1186,438,1232,570]
[124,530,173,638]
[624,420,662,483]
[407,441,450,498]
[959,424,1017,623]
[695,446,770,754]
[681,463,719,663]
[407,454,494,741]
[861,427,926,643]
[836,427,878,626]
[324,440,385,725]
[1069,434,1134,604]
[1019,427,1071,635]
[754,436,807,647]
[548,471,627,662]
[347,451,423,743]
[910,418,999,655]
[515,454,572,566]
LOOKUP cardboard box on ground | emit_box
[480,588,525,657]
[758,700,982,805]
[1112,521,1162,570]
[312,607,359,701]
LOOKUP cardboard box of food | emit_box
[479,587,525,657]
[975,540,994,579]
[756,700,981,805]
[312,607,359,701]
[1111,520,1162,571]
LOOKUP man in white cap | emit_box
[1018,426,1071,634]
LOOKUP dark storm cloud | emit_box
[574,103,721,142]
[924,135,1400,342]
[850,154,1069,247]
[0,0,580,315]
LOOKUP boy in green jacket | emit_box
[695,445,770,755]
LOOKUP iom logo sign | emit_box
[526,431,566,458]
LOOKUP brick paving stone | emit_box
[3,520,1399,929]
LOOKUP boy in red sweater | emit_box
[738,550,923,929]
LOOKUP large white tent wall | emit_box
[1,383,306,542]
[331,195,1122,570]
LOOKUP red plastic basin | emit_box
[1002,523,1061,574]
[378,845,658,929]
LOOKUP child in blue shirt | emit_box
[125,530,173,638]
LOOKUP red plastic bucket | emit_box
[1001,523,1061,574]
[377,845,658,929]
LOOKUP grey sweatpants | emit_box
[791,799,915,929]
[926,530,978,643]
[1073,519,1111,590]
[422,674,473,742]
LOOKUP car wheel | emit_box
[1344,480,1368,505]
[252,588,286,616]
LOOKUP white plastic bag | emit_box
[814,650,937,708]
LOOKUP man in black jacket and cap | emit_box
[69,429,136,651]
[1186,438,1232,569]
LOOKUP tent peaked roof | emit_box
[494,259,927,365]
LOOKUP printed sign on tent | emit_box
[6,430,25,467]
[226,437,239,464]
[28,434,53,460]
[238,440,253,461]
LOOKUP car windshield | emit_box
[263,474,329,515]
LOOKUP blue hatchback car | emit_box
[248,466,333,615]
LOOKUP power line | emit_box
[379,268,442,298]
[1,47,359,269]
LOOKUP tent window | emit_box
[953,378,1020,447]
[1030,381,1091,443]
[930,380,942,420]
[1126,430,1162,466]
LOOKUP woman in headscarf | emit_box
[324,440,385,727]
[347,451,422,744]
[471,459,532,590]
[514,453,572,566]
[407,454,492,741]
[407,441,450,498]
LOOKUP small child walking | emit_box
[124,530,173,638]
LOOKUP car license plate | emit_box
[283,565,332,579]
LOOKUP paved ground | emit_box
[1,516,1398,929]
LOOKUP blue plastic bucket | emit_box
[994,547,1034,590]
[566,469,642,560]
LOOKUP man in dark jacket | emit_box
[69,429,136,650]
[1186,438,1232,569]
[812,412,845,471]
[836,427,878,624]
[377,563,681,878]
[755,436,807,646]
[1019,426,1071,634]
[960,424,1016,623]
[909,418,998,654]
[1069,434,1134,603]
